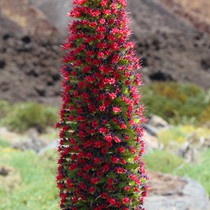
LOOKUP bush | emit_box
[199,105,210,124]
[0,100,11,119]
[157,125,210,150]
[157,127,187,148]
[141,82,207,124]
[1,102,58,133]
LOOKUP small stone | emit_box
[148,115,169,129]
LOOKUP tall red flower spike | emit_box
[56,0,148,209]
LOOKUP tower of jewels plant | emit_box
[56,0,148,209]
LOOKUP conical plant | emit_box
[56,0,148,209]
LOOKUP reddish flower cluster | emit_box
[57,0,147,209]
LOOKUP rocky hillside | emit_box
[0,0,210,103]
[162,0,210,34]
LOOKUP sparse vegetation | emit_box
[0,100,11,118]
[144,148,210,196]
[0,81,210,208]
[143,150,184,173]
[175,148,210,195]
[158,125,210,148]
[0,148,59,210]
[141,82,209,124]
[0,102,58,133]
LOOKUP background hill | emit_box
[0,0,210,103]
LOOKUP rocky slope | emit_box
[162,0,210,34]
[0,0,58,37]
[0,0,210,103]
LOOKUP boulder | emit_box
[143,131,163,152]
[0,127,29,144]
[148,115,170,130]
[0,127,48,153]
[12,137,47,153]
[144,171,210,210]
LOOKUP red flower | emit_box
[79,182,87,191]
[116,167,126,174]
[94,207,102,210]
[114,136,121,143]
[130,147,136,154]
[109,92,117,99]
[99,127,108,134]
[113,107,121,113]
[121,158,127,164]
[103,164,110,172]
[100,0,108,6]
[85,152,93,159]
[94,158,101,164]
[111,157,119,163]
[122,197,130,204]
[69,163,78,171]
[101,148,108,154]
[108,198,116,206]
[99,18,106,24]
[84,174,91,180]
[101,192,108,199]
[73,196,78,203]
[99,105,106,112]
[73,0,86,4]
[104,134,112,142]
[108,78,115,84]
[89,186,96,194]
[118,147,125,153]
[120,124,127,129]
[91,9,100,17]
[116,201,122,207]
[89,21,97,27]
[103,9,111,15]
[91,177,100,184]
[94,141,103,148]
[124,186,131,191]
[98,52,105,58]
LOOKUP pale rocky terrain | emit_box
[1,114,210,209]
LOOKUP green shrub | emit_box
[0,100,11,119]
[143,150,184,173]
[157,125,210,150]
[199,105,210,124]
[141,82,207,124]
[1,102,58,133]
[157,127,187,148]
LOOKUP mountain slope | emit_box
[0,0,210,103]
